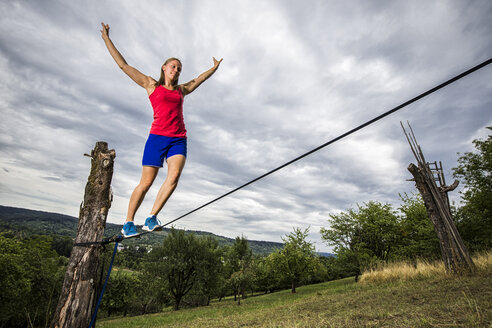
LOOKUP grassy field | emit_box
[98,253,492,328]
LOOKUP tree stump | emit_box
[51,142,116,328]
[402,122,475,274]
[408,163,475,274]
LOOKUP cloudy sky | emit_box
[1,0,491,252]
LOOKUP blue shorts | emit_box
[142,134,187,167]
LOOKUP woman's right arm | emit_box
[100,22,155,91]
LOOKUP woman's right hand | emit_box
[100,22,110,39]
[99,21,155,91]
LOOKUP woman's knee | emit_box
[166,155,185,185]
[136,181,153,193]
[167,170,182,186]
[138,167,159,191]
[137,176,156,191]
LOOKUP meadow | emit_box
[98,251,492,328]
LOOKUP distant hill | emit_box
[0,205,284,255]
[318,252,336,258]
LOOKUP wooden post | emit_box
[51,142,116,328]
[402,123,475,274]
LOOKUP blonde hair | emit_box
[155,57,182,87]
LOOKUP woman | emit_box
[100,22,222,237]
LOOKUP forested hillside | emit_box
[0,205,285,254]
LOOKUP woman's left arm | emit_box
[181,57,223,96]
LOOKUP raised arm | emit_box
[180,57,223,96]
[100,22,155,91]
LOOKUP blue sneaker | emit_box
[143,215,162,232]
[121,221,137,237]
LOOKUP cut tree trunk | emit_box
[402,122,475,274]
[407,163,475,274]
[51,142,115,328]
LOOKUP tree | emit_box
[318,255,347,282]
[101,272,138,317]
[50,236,73,258]
[321,202,400,280]
[145,228,202,310]
[229,266,253,305]
[270,227,319,293]
[22,236,63,327]
[453,128,492,252]
[191,236,223,306]
[251,256,277,294]
[0,234,63,328]
[395,193,440,260]
[116,245,148,270]
[228,236,252,273]
[133,270,169,315]
[0,234,30,326]
[225,236,253,302]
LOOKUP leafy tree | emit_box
[50,235,73,258]
[270,227,319,293]
[225,236,253,301]
[133,270,169,315]
[228,236,252,272]
[188,236,224,306]
[251,256,277,294]
[116,245,148,270]
[22,236,63,326]
[318,256,348,281]
[309,257,329,284]
[145,228,202,310]
[395,193,440,260]
[453,128,492,251]
[0,234,62,327]
[321,202,400,280]
[0,234,30,325]
[229,265,254,305]
[101,272,139,317]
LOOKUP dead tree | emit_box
[51,142,116,328]
[401,122,475,274]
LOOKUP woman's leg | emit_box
[150,154,186,216]
[126,166,159,221]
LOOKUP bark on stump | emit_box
[51,142,116,328]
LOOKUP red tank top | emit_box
[149,85,187,138]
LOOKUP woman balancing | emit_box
[101,22,222,237]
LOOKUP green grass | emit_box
[97,273,491,328]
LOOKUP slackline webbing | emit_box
[73,57,491,247]
[88,241,118,328]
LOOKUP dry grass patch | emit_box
[360,250,492,284]
[360,259,444,283]
[474,250,492,274]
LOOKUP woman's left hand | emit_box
[213,57,223,68]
